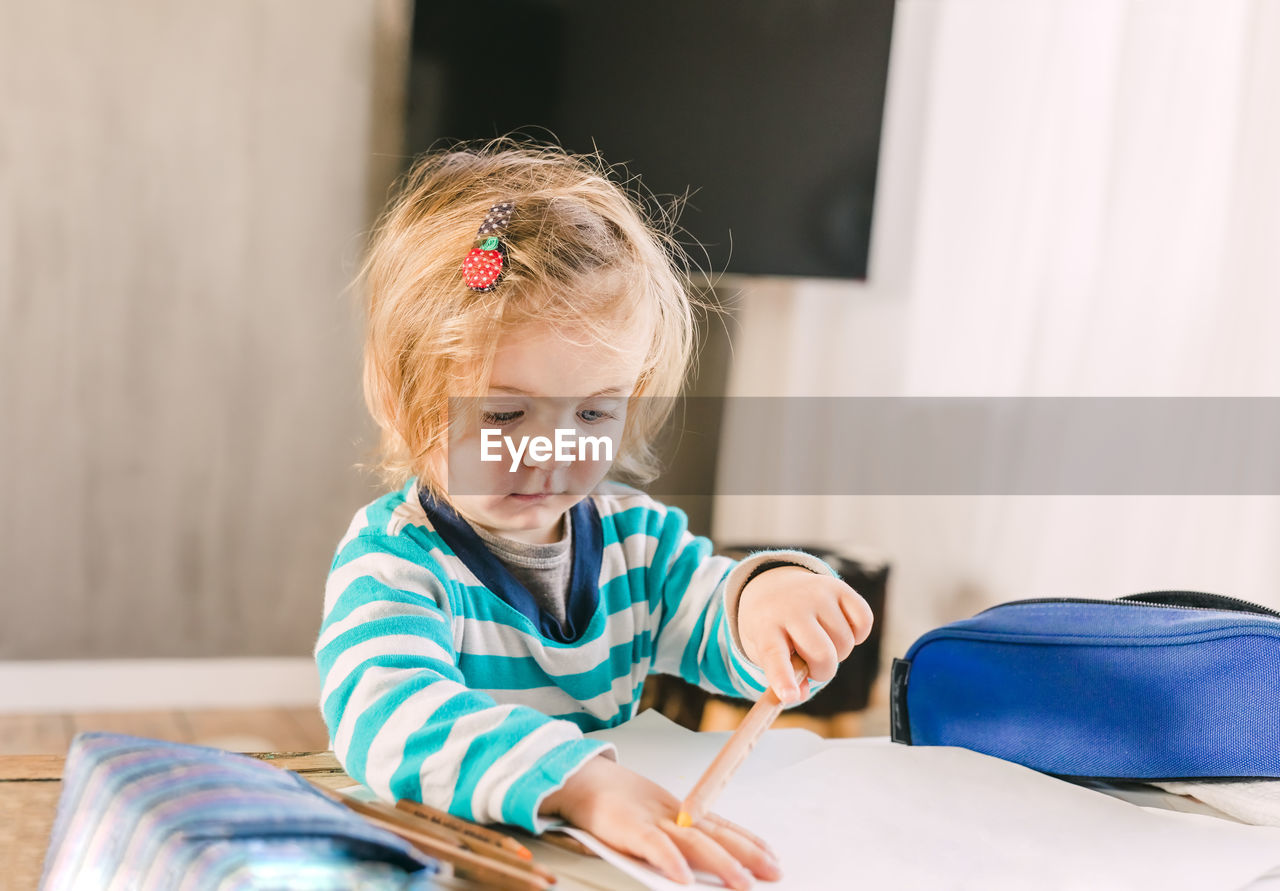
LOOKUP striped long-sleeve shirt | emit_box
[314,479,834,833]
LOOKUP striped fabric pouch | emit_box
[39,732,439,890]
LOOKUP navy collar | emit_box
[417,491,603,644]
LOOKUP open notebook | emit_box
[544,711,1280,891]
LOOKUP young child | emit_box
[315,142,873,888]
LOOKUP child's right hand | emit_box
[539,754,781,889]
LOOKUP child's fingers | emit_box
[662,820,756,891]
[816,602,857,661]
[699,813,778,860]
[838,586,875,645]
[696,816,782,881]
[630,824,693,885]
[788,618,839,683]
[755,635,802,704]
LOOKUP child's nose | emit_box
[521,441,573,471]
[521,424,575,471]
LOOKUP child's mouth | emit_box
[509,492,554,502]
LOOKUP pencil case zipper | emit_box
[976,590,1280,619]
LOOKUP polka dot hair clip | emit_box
[462,201,515,292]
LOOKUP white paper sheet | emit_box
[562,711,1280,890]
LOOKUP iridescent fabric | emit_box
[40,733,439,890]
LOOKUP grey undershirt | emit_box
[472,519,573,630]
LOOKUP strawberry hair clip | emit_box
[461,201,514,292]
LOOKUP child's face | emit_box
[446,319,649,544]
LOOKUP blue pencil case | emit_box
[890,591,1280,780]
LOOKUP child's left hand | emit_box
[737,565,874,704]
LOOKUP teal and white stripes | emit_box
[314,479,831,832]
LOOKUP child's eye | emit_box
[482,410,523,425]
[577,408,615,424]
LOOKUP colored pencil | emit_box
[528,829,599,858]
[677,658,809,827]
[324,788,555,891]
[362,798,555,880]
[507,825,600,858]
[395,796,535,860]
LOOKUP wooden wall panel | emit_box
[0,1,411,658]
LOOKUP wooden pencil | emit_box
[676,659,809,827]
[357,797,556,881]
[395,796,535,860]
[528,830,599,858]
[327,789,555,890]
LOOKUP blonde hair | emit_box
[359,139,696,500]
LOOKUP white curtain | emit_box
[714,0,1280,659]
